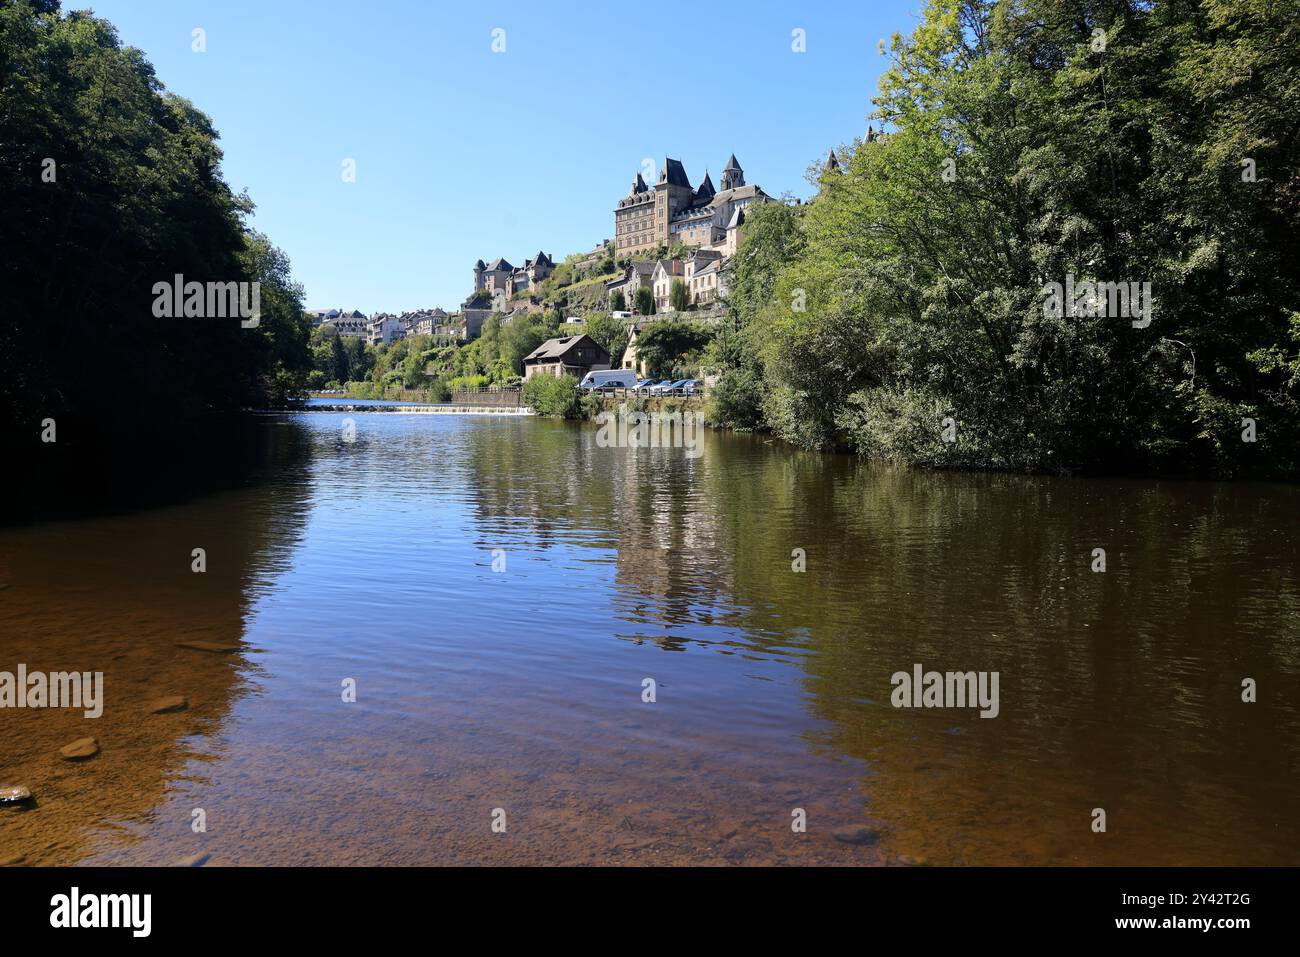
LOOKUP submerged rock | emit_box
[176,641,241,654]
[832,825,882,846]
[150,695,189,714]
[0,853,26,866]
[0,786,33,805]
[176,852,211,867]
[60,737,100,760]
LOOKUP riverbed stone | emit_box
[60,737,100,760]
[177,852,211,867]
[832,825,882,846]
[0,786,33,805]
[176,640,241,654]
[0,853,26,865]
[150,695,189,714]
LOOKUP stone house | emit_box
[651,259,687,312]
[523,334,610,380]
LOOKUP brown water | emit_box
[1,413,1297,866]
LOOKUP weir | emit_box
[264,404,534,416]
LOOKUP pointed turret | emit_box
[658,158,691,188]
[695,171,716,204]
[825,148,840,173]
[721,153,744,190]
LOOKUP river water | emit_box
[1,412,1297,865]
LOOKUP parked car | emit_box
[681,379,701,395]
[579,369,640,392]
[665,379,692,394]
[648,379,675,394]
[635,379,656,393]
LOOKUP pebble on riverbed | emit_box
[59,737,100,760]
[0,786,33,805]
[175,640,241,654]
[150,695,189,714]
[832,825,883,846]
[176,852,211,867]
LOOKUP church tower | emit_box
[721,154,744,191]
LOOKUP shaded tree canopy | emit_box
[0,0,310,452]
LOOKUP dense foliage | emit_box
[0,0,311,449]
[322,308,632,401]
[716,0,1299,477]
[636,319,713,379]
[521,373,582,418]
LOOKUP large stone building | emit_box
[319,309,368,337]
[614,154,765,258]
[473,251,555,298]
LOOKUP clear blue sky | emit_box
[85,0,920,313]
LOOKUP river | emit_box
[1,412,1297,865]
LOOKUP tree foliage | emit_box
[0,0,311,448]
[521,373,582,418]
[636,319,714,379]
[720,0,1300,477]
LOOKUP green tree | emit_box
[521,373,581,418]
[0,0,314,449]
[670,279,689,313]
[610,290,627,312]
[635,319,713,378]
[726,0,1300,477]
[582,313,630,368]
[330,335,350,384]
[634,287,654,317]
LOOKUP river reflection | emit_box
[1,414,1296,865]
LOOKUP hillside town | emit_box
[306,151,774,388]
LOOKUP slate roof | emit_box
[708,184,766,206]
[659,157,691,188]
[523,334,606,363]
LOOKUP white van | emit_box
[580,369,640,392]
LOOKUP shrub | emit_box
[522,374,581,418]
